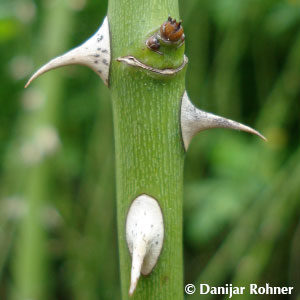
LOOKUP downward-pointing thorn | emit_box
[129,240,146,296]
[126,194,164,296]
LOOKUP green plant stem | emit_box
[108,0,186,299]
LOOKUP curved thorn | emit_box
[25,16,110,88]
[181,91,267,150]
[25,49,80,88]
[126,194,164,296]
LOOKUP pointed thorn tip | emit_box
[129,280,137,296]
[254,131,267,142]
[239,124,267,142]
[24,75,36,88]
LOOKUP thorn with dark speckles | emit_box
[126,194,164,296]
[24,16,110,87]
[181,91,267,150]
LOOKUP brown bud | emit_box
[146,36,160,51]
[160,16,184,43]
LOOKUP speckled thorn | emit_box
[181,91,266,150]
[25,16,110,88]
[126,194,164,296]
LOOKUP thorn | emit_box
[129,240,147,296]
[25,16,110,88]
[24,48,79,88]
[126,194,164,296]
[181,91,267,150]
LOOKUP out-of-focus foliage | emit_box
[0,0,299,299]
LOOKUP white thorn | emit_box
[126,194,164,296]
[181,91,267,150]
[129,239,147,296]
[25,16,110,88]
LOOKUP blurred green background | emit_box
[0,0,299,299]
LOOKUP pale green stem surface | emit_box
[108,0,186,299]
